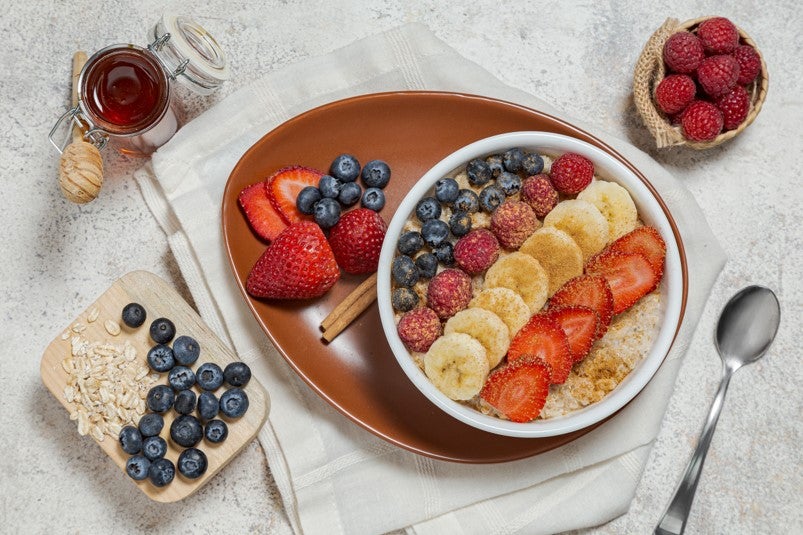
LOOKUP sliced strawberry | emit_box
[607,226,667,276]
[266,166,323,224]
[507,314,572,384]
[238,182,288,242]
[246,221,340,300]
[585,251,659,314]
[480,358,550,422]
[550,275,614,338]
[545,306,600,363]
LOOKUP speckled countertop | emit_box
[2,1,800,533]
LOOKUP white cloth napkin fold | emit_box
[135,23,725,535]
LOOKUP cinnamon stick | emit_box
[320,273,378,342]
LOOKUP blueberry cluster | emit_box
[390,148,544,313]
[118,303,251,487]
[296,154,391,229]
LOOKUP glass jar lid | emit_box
[148,13,230,96]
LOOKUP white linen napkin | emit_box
[135,23,725,535]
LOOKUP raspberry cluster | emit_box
[656,17,761,142]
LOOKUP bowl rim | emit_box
[377,131,684,438]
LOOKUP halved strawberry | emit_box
[549,275,614,338]
[507,314,572,384]
[238,182,288,242]
[266,166,323,224]
[607,226,666,276]
[546,306,600,363]
[480,358,550,422]
[585,251,660,314]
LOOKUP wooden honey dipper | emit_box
[58,51,104,204]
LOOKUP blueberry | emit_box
[421,219,450,248]
[503,147,525,173]
[125,455,151,481]
[453,189,479,213]
[168,366,196,391]
[296,186,322,215]
[119,426,142,454]
[170,415,204,448]
[415,253,438,279]
[338,181,362,206]
[172,335,200,366]
[146,344,175,373]
[360,159,391,188]
[479,185,505,213]
[121,303,146,328]
[397,231,424,256]
[148,458,175,487]
[392,255,419,287]
[142,435,167,461]
[138,413,165,437]
[197,391,219,421]
[149,318,176,344]
[174,389,197,415]
[391,287,419,312]
[204,419,229,444]
[449,211,472,237]
[223,362,252,387]
[361,187,385,211]
[196,363,224,391]
[433,242,455,266]
[220,388,249,418]
[497,171,522,196]
[329,154,360,182]
[521,152,544,176]
[485,154,505,178]
[146,385,175,413]
[178,448,208,479]
[434,177,460,204]
[314,197,341,229]
[415,197,441,222]
[466,158,492,186]
[318,174,341,199]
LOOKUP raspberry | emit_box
[732,44,762,85]
[697,54,741,98]
[680,100,724,141]
[663,32,705,74]
[520,174,558,217]
[426,268,472,319]
[697,17,740,55]
[490,200,539,249]
[396,307,442,353]
[549,152,594,195]
[453,229,500,275]
[654,74,697,115]
[715,85,751,130]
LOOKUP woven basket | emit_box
[633,17,769,149]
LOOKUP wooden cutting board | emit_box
[40,270,270,502]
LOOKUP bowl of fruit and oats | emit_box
[377,131,684,438]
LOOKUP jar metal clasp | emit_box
[148,33,190,80]
[49,106,109,154]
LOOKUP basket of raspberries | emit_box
[633,16,768,149]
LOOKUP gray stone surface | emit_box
[1,1,800,533]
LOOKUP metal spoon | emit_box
[655,285,780,535]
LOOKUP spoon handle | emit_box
[655,366,733,535]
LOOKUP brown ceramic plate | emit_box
[221,91,688,463]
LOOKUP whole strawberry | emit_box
[663,32,705,74]
[681,100,724,141]
[697,17,740,55]
[716,85,751,130]
[549,152,594,195]
[246,221,340,299]
[697,54,741,98]
[732,44,762,85]
[328,208,387,274]
[654,74,696,115]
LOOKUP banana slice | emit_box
[483,252,549,314]
[519,227,584,296]
[470,287,531,337]
[543,199,609,262]
[423,333,489,401]
[577,180,637,241]
[445,308,510,368]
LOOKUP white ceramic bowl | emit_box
[377,131,684,438]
